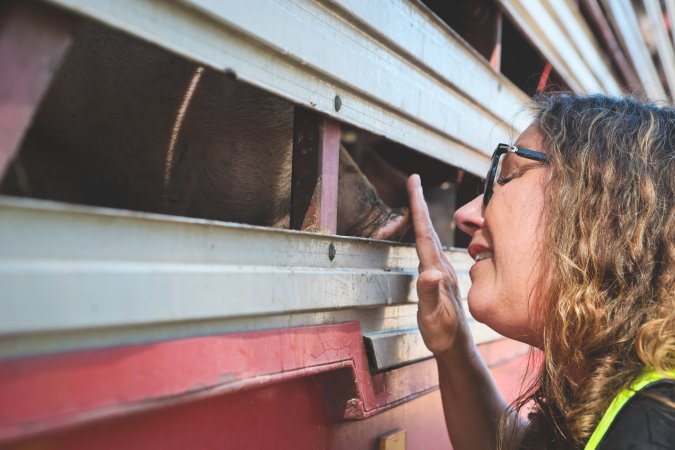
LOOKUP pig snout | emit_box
[337,147,410,240]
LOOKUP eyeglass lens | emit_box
[481,152,507,198]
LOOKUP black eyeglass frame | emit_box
[483,143,549,206]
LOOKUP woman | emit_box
[406,93,674,449]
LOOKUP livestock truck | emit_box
[1,1,672,448]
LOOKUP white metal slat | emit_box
[643,0,675,100]
[499,0,578,92]
[604,0,669,101]
[544,0,622,95]
[178,0,524,166]
[0,197,501,362]
[668,0,675,47]
[180,0,500,146]
[328,0,530,130]
[499,0,604,93]
[43,0,532,178]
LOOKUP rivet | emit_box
[328,243,336,261]
[334,95,342,112]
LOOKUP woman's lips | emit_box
[474,250,493,262]
[468,242,493,262]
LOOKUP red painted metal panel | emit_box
[0,322,442,445]
[489,11,503,71]
[329,390,451,450]
[291,108,340,233]
[4,373,337,450]
[319,118,340,231]
[0,0,77,179]
[332,349,532,450]
[537,63,553,92]
[0,323,357,442]
[3,375,452,450]
[0,326,531,449]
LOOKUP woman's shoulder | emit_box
[598,380,675,450]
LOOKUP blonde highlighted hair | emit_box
[512,94,674,449]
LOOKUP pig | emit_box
[1,21,408,240]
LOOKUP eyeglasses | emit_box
[483,143,549,206]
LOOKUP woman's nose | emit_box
[454,195,485,237]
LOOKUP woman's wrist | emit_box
[433,328,476,366]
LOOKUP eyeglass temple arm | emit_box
[513,146,548,162]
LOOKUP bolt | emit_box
[344,398,364,419]
[334,95,342,112]
[328,243,336,261]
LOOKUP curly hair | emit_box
[509,94,675,449]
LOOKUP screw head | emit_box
[334,95,342,112]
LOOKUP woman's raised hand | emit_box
[407,174,470,356]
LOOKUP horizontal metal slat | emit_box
[603,0,669,102]
[643,0,675,100]
[0,197,502,364]
[334,0,528,127]
[43,0,531,177]
[364,328,429,371]
[499,0,621,95]
[544,0,622,94]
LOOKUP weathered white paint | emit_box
[365,328,431,371]
[498,0,620,94]
[0,197,501,364]
[43,0,533,177]
[544,0,622,94]
[604,0,669,101]
[643,0,675,101]
[668,0,675,47]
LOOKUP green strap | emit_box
[584,368,675,450]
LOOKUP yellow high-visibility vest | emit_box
[584,368,675,450]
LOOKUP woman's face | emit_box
[454,124,549,347]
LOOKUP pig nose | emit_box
[454,195,485,237]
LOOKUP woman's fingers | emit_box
[408,175,464,355]
[408,174,461,298]
[407,174,445,269]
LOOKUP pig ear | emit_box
[406,174,445,271]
